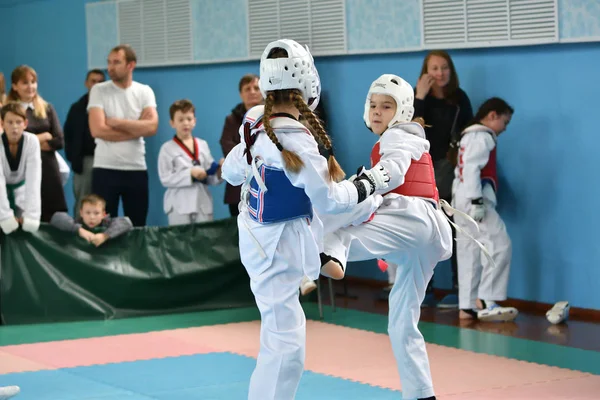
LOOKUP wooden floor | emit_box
[318,278,600,353]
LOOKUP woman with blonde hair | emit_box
[8,65,67,222]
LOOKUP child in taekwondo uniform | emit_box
[0,102,42,235]
[221,39,388,400]
[452,97,518,322]
[158,99,223,225]
[321,74,453,400]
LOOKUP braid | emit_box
[411,116,431,128]
[291,93,326,146]
[262,94,279,149]
[292,93,345,182]
[263,93,304,173]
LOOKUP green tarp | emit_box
[0,218,256,325]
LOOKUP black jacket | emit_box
[413,88,473,162]
[63,93,96,174]
[219,103,247,205]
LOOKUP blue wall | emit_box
[0,4,15,79]
[316,45,600,311]
[1,0,598,310]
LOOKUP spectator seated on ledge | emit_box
[50,193,132,247]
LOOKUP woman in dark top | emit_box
[8,65,67,222]
[413,50,473,308]
[219,73,262,217]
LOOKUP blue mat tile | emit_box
[0,352,402,399]
[68,353,254,393]
[0,369,153,399]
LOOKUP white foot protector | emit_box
[300,276,317,296]
[546,301,570,324]
[0,386,20,400]
[320,260,345,280]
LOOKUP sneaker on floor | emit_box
[546,301,570,324]
[437,293,458,309]
[477,304,518,322]
[421,292,438,308]
[0,386,20,400]
[300,276,317,296]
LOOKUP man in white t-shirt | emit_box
[88,44,158,226]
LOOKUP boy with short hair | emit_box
[50,194,133,246]
[0,103,40,400]
[158,99,223,225]
[0,102,42,235]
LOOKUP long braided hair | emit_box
[290,91,344,182]
[262,47,345,181]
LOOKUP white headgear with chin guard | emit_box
[363,74,414,129]
[259,39,321,111]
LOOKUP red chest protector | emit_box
[480,146,498,192]
[370,141,439,202]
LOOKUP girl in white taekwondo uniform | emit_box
[321,74,453,400]
[0,103,42,236]
[221,39,388,400]
[452,97,517,322]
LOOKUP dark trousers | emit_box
[229,203,240,217]
[92,168,149,227]
[40,151,68,222]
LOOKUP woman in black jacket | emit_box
[8,65,67,222]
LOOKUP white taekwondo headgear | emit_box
[259,39,321,111]
[363,74,415,129]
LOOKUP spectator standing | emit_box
[64,69,105,219]
[88,44,158,227]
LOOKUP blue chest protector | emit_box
[241,106,313,224]
[247,161,313,224]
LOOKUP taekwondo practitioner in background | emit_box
[0,102,42,236]
[221,39,387,400]
[452,97,518,322]
[158,99,223,225]
[0,103,40,400]
[320,74,453,400]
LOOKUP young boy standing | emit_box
[158,99,223,225]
